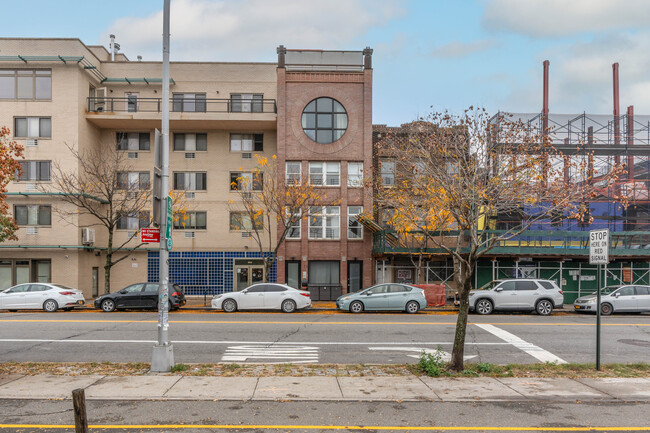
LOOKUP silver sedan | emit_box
[573,285,650,315]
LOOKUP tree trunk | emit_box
[450,257,474,372]
[263,257,272,283]
[104,229,113,294]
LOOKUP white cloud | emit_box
[431,40,497,58]
[498,31,650,114]
[102,0,406,61]
[483,0,650,37]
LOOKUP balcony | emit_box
[372,229,650,258]
[85,97,277,130]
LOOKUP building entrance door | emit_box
[234,260,265,291]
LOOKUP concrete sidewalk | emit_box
[0,374,648,402]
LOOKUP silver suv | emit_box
[466,279,564,315]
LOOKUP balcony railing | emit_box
[87,97,277,114]
[372,229,650,256]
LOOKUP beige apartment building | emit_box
[0,38,373,300]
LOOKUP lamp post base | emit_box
[151,344,174,372]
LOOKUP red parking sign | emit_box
[141,228,161,243]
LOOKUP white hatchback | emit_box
[212,283,312,313]
[0,283,85,312]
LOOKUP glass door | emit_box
[15,261,30,285]
[348,261,363,293]
[286,261,300,289]
[0,261,12,290]
[236,266,249,291]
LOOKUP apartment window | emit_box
[380,208,395,228]
[301,97,348,144]
[174,211,207,230]
[348,206,363,239]
[0,69,51,100]
[230,133,263,152]
[230,172,263,191]
[173,133,207,151]
[348,162,363,187]
[230,93,263,113]
[286,162,301,185]
[309,162,340,186]
[380,160,395,186]
[285,207,301,239]
[229,212,263,231]
[173,172,207,191]
[172,93,206,112]
[125,92,138,112]
[117,172,150,190]
[117,211,150,230]
[14,205,51,226]
[17,161,51,182]
[308,206,340,239]
[14,117,51,138]
[116,132,150,151]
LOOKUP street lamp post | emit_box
[151,0,174,372]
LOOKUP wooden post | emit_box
[72,388,89,433]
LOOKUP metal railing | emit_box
[372,229,650,256]
[87,97,277,114]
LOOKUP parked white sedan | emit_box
[212,283,311,313]
[0,283,85,312]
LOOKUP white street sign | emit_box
[589,229,609,265]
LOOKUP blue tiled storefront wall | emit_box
[148,251,276,295]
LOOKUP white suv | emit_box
[464,279,564,315]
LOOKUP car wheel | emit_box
[536,299,553,316]
[600,302,613,316]
[43,299,58,313]
[405,300,419,314]
[475,299,493,315]
[222,298,237,313]
[281,299,297,313]
[101,299,116,313]
[349,300,364,313]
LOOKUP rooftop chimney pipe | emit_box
[110,34,115,62]
[613,62,620,144]
[542,60,549,136]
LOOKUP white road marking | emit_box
[0,339,509,345]
[221,345,318,363]
[475,324,567,364]
[368,346,477,361]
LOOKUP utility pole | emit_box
[151,0,174,372]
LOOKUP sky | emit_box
[2,0,650,126]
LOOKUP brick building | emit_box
[0,38,373,300]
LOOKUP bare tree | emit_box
[376,109,625,371]
[227,155,330,282]
[50,142,151,294]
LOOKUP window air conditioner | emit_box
[184,231,195,238]
[81,227,95,245]
[185,152,196,159]
[242,231,252,238]
[185,192,195,199]
[26,227,39,235]
[26,139,38,147]
[241,153,252,159]
[126,191,139,199]
[127,152,138,159]
[241,192,252,199]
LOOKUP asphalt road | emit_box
[1,399,649,432]
[0,310,648,365]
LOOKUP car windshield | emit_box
[592,286,619,295]
[476,281,500,291]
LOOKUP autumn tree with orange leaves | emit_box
[228,155,331,283]
[376,109,625,372]
[0,126,24,242]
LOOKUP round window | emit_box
[301,97,348,144]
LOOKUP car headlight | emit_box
[343,296,351,300]
[212,295,222,299]
[469,293,475,296]
[585,299,596,304]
